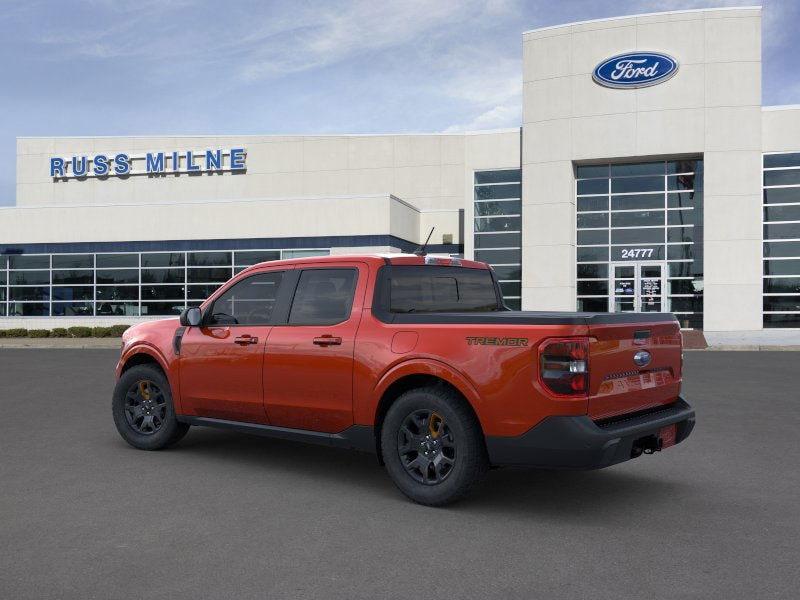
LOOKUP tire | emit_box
[112,364,189,450]
[381,386,488,506]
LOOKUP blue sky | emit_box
[1,0,798,206]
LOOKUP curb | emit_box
[0,339,122,349]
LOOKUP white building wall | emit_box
[16,131,518,248]
[0,194,417,245]
[521,7,764,332]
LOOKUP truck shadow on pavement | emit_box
[162,425,686,518]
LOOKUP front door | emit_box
[610,262,667,313]
[263,263,366,433]
[179,269,287,423]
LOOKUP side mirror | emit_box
[179,307,202,327]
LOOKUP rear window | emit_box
[387,266,499,313]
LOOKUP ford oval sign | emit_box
[633,350,652,368]
[593,52,678,89]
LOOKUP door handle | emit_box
[313,335,342,346]
[234,335,259,345]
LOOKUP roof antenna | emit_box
[414,227,435,256]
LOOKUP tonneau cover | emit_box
[379,310,679,326]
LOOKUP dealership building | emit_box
[2,6,799,342]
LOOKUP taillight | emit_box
[539,337,589,397]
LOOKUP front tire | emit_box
[112,364,189,450]
[381,386,488,506]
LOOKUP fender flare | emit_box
[369,357,485,426]
[118,343,181,412]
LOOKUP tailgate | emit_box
[588,319,682,420]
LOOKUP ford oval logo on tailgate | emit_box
[593,52,678,89]
[633,350,652,367]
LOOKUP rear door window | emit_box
[288,269,358,325]
[388,266,499,313]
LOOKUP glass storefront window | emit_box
[10,287,50,301]
[96,254,138,268]
[577,159,704,327]
[9,255,49,269]
[52,254,93,269]
[141,285,185,301]
[96,286,138,301]
[141,268,184,283]
[474,200,521,217]
[9,271,50,285]
[474,170,522,307]
[96,269,138,284]
[235,250,281,265]
[141,302,185,316]
[141,253,185,268]
[52,302,94,316]
[0,247,330,317]
[96,302,138,316]
[8,302,49,316]
[188,251,232,266]
[474,170,521,184]
[52,270,93,284]
[52,286,93,301]
[763,153,800,329]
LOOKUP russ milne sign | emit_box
[593,52,678,89]
[49,148,246,179]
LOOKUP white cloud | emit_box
[237,0,473,81]
[443,102,521,132]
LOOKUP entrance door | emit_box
[610,262,667,313]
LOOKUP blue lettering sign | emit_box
[72,156,88,177]
[50,157,65,177]
[93,154,109,176]
[593,52,678,89]
[205,149,222,170]
[186,150,200,172]
[48,147,246,179]
[114,153,130,175]
[230,147,246,170]
[146,152,165,173]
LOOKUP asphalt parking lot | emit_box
[1,350,798,599]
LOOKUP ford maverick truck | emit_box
[113,254,695,505]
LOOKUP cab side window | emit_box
[288,269,357,325]
[208,271,284,326]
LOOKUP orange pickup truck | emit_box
[113,254,695,505]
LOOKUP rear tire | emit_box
[112,364,189,450]
[381,386,488,506]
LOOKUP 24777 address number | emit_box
[619,247,655,259]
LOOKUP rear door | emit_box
[179,269,288,423]
[263,263,367,432]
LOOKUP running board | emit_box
[177,415,375,454]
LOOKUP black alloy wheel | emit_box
[124,379,168,435]
[112,364,189,450]
[397,409,457,485]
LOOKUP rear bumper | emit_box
[485,397,695,469]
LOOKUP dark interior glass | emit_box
[52,254,93,269]
[96,254,138,268]
[474,170,521,185]
[9,255,49,269]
